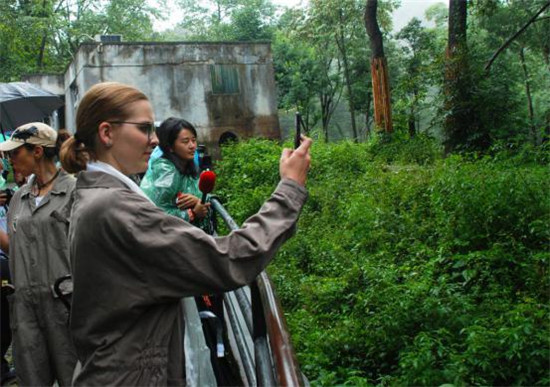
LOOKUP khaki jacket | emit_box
[6,170,78,386]
[69,171,307,386]
[7,170,75,291]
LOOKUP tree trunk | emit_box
[37,33,47,68]
[336,8,358,141]
[408,104,416,138]
[364,91,372,139]
[543,43,550,71]
[409,87,419,138]
[444,0,481,154]
[319,73,341,143]
[320,92,333,142]
[448,0,467,53]
[364,0,393,133]
[37,0,48,68]
[370,58,393,133]
[519,46,537,145]
[544,111,550,143]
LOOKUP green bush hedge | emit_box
[216,138,549,386]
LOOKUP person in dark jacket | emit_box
[1,252,15,384]
[60,81,311,386]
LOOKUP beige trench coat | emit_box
[68,171,307,386]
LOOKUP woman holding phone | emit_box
[60,81,311,386]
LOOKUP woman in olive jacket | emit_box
[60,82,311,386]
[0,123,77,386]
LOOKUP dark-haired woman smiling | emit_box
[141,117,212,233]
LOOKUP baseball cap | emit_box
[0,122,57,152]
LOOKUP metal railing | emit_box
[211,197,305,386]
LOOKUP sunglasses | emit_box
[108,121,156,139]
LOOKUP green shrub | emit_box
[215,137,550,386]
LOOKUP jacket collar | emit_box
[76,170,133,190]
[19,170,75,198]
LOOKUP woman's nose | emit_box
[149,132,159,147]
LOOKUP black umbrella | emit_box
[0,82,64,139]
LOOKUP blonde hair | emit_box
[60,82,148,173]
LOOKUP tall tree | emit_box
[481,0,550,145]
[289,5,344,141]
[364,0,393,133]
[174,0,275,41]
[0,0,160,82]
[309,0,368,141]
[395,17,441,138]
[272,30,322,134]
[443,0,485,153]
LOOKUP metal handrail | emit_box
[211,197,304,386]
[255,272,303,386]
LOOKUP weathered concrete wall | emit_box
[20,74,65,129]
[64,42,280,155]
[22,74,64,95]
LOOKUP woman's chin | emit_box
[138,160,150,173]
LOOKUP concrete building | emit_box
[25,41,281,156]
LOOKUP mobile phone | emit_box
[294,112,301,149]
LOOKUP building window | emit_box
[210,65,240,95]
[70,82,79,110]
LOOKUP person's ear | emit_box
[33,145,44,159]
[98,122,114,148]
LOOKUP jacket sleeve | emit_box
[124,178,307,303]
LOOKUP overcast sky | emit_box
[152,0,447,33]
[392,0,446,31]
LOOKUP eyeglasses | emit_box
[108,121,156,139]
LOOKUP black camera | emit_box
[1,189,14,207]
[197,145,212,171]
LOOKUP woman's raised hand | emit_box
[279,135,312,186]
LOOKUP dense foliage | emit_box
[0,0,160,80]
[216,138,549,386]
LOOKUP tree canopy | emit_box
[2,0,548,149]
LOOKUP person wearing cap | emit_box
[0,122,77,386]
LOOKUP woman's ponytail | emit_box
[60,137,89,174]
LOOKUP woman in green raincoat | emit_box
[140,117,223,382]
[141,117,212,233]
